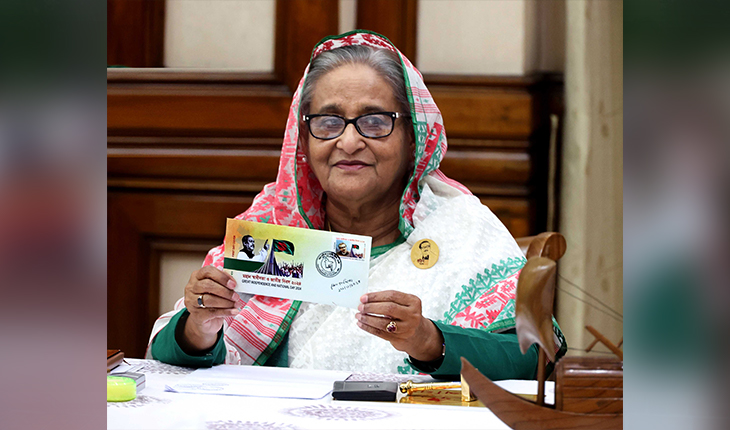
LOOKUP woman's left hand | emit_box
[356,291,444,362]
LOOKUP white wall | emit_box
[159,252,208,314]
[417,0,528,74]
[339,0,357,35]
[164,0,276,70]
[416,0,564,75]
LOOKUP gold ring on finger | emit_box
[386,320,397,333]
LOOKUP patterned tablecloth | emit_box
[107,359,513,430]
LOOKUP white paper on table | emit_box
[495,379,555,405]
[166,364,351,400]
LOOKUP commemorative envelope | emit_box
[222,219,371,308]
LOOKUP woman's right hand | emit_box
[180,265,241,353]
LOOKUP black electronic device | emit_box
[332,381,399,402]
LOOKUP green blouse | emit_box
[150,308,537,380]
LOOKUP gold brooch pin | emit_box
[411,239,439,269]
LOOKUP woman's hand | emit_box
[181,265,241,354]
[356,291,444,362]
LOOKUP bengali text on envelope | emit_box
[222,219,371,308]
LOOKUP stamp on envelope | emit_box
[315,251,342,278]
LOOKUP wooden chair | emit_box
[515,232,567,261]
[460,232,623,429]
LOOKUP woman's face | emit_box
[302,63,413,208]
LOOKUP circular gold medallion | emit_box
[411,239,439,269]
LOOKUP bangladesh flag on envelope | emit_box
[272,239,295,255]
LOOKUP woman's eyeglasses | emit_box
[302,112,405,140]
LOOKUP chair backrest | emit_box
[515,256,557,362]
[516,232,567,260]
[514,232,566,361]
[514,232,566,406]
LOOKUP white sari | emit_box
[288,177,526,373]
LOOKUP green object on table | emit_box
[107,376,137,402]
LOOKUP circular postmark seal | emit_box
[315,251,342,278]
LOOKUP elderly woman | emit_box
[148,31,566,379]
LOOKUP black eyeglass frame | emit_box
[301,111,406,140]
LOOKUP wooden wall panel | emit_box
[107,86,292,137]
[107,0,165,67]
[108,192,256,358]
[275,0,340,91]
[108,148,529,187]
[357,0,418,62]
[107,151,282,181]
[429,87,534,139]
[440,148,531,185]
[108,192,150,360]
